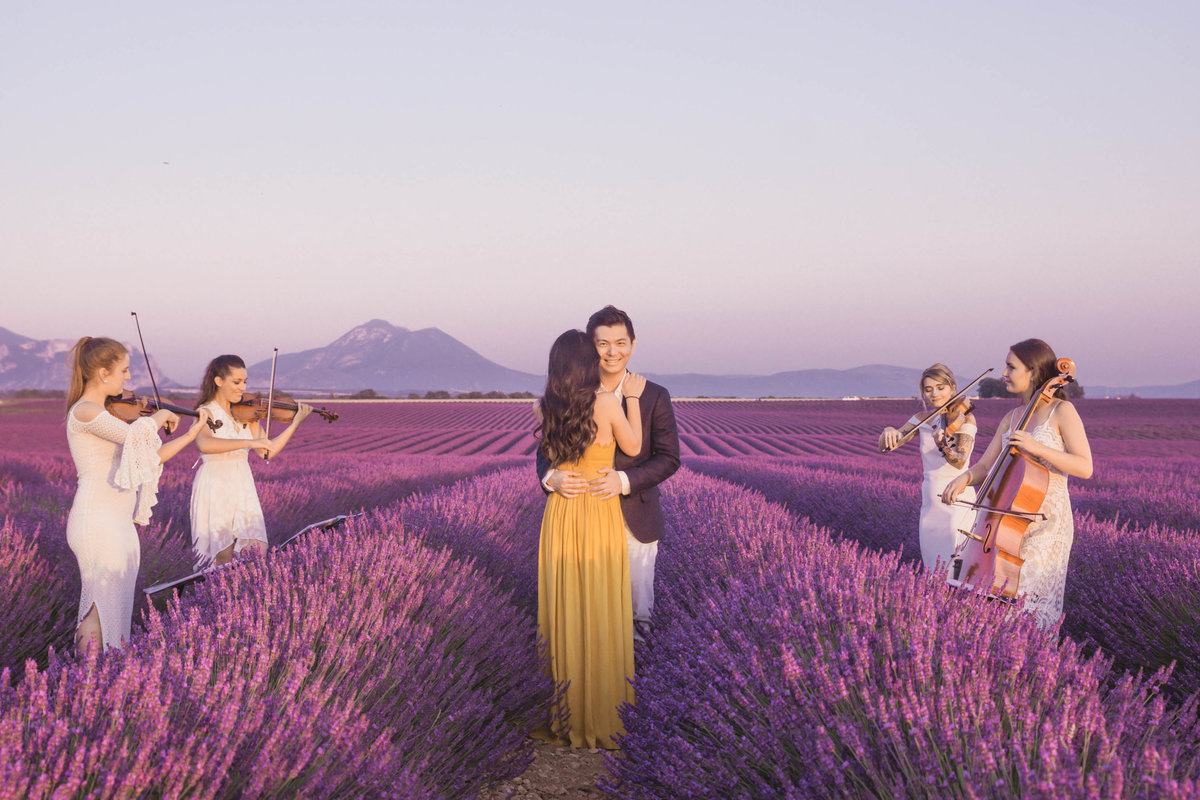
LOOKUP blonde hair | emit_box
[66,337,127,409]
[919,363,957,409]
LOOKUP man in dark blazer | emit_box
[537,305,681,637]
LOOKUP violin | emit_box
[229,393,338,425]
[106,393,221,433]
[880,368,992,454]
[934,398,975,459]
[950,357,1076,600]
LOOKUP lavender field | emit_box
[2,397,1199,798]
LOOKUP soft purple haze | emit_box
[2,2,1197,387]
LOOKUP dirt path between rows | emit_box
[481,740,610,798]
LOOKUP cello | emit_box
[949,358,1076,599]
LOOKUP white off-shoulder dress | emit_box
[189,402,268,568]
[66,403,163,650]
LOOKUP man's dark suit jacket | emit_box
[536,379,681,544]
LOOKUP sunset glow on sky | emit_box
[2,2,1197,388]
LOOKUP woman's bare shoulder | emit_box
[594,391,620,410]
[1054,400,1083,422]
[72,400,104,423]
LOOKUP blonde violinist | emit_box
[879,364,978,574]
[941,339,1092,630]
[65,337,211,653]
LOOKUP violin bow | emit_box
[881,367,993,452]
[263,347,279,462]
[130,312,172,435]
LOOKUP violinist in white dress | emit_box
[64,337,210,654]
[878,364,978,574]
[190,355,311,569]
[942,339,1093,630]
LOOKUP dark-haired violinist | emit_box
[190,355,312,568]
[878,364,978,574]
[942,339,1092,630]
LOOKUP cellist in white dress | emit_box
[942,339,1093,630]
[64,337,210,654]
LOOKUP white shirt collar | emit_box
[599,371,627,400]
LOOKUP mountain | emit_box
[645,364,926,399]
[4,322,1198,398]
[0,327,176,392]
[244,319,543,394]
[239,322,931,397]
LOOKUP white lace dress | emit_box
[189,402,267,568]
[911,415,977,573]
[1010,410,1074,630]
[66,404,164,649]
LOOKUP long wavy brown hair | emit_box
[536,330,600,466]
[65,337,127,410]
[1010,339,1067,401]
[195,355,246,408]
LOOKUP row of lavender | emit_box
[6,455,1200,796]
[0,450,523,676]
[687,455,1200,700]
[0,465,552,798]
[607,470,1200,798]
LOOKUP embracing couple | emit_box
[534,305,681,750]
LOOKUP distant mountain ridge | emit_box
[3,322,1197,398]
[646,364,927,400]
[1084,379,1200,399]
[0,327,175,392]
[245,319,541,395]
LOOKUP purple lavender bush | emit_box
[1063,513,1200,699]
[0,521,553,798]
[688,455,922,562]
[0,449,517,676]
[689,453,1200,560]
[605,470,1200,799]
[1069,457,1200,533]
[375,467,545,610]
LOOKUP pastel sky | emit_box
[3,1,1197,388]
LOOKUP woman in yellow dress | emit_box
[536,329,646,749]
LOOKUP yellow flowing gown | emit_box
[537,440,635,749]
